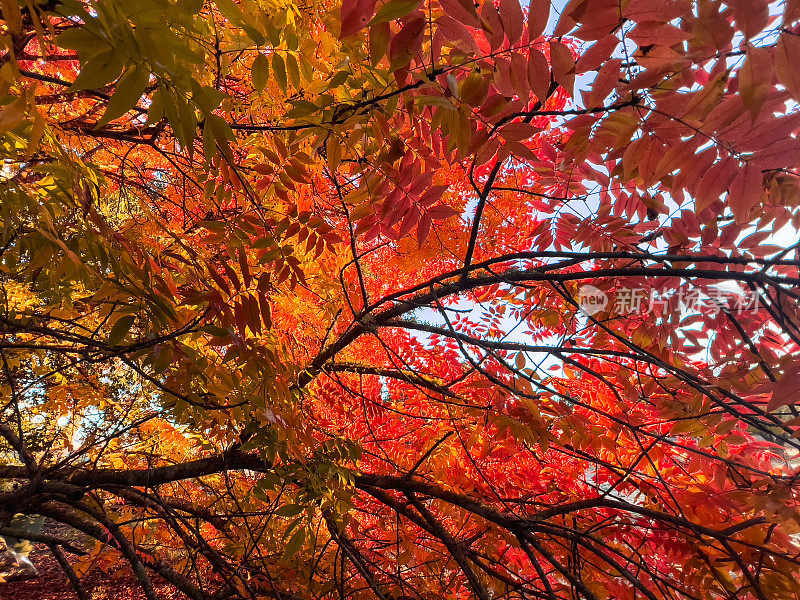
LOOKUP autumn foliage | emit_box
[1,0,800,598]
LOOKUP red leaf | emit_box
[527,0,549,39]
[735,114,800,151]
[493,56,515,97]
[500,122,541,142]
[527,48,551,103]
[419,184,449,207]
[775,31,800,101]
[570,2,622,41]
[628,23,691,47]
[389,16,426,69]
[552,0,583,36]
[427,203,459,221]
[549,41,575,95]
[234,299,247,335]
[221,256,242,291]
[398,208,419,237]
[237,247,252,288]
[510,51,530,98]
[739,45,773,121]
[727,163,762,225]
[206,263,230,295]
[416,213,432,246]
[586,58,621,108]
[623,0,688,23]
[506,141,540,162]
[753,138,800,170]
[247,293,262,335]
[574,34,618,73]
[438,0,479,27]
[694,157,737,214]
[436,15,480,55]
[340,0,377,38]
[729,0,769,38]
[499,0,523,45]
[481,0,504,51]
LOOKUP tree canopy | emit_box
[2,0,800,598]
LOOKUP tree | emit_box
[1,0,800,598]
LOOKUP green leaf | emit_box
[190,81,227,113]
[286,53,301,86]
[203,117,217,163]
[206,113,234,160]
[0,96,27,135]
[70,49,125,91]
[370,0,422,24]
[272,53,287,91]
[274,504,304,518]
[285,27,299,51]
[162,88,196,151]
[266,22,281,47]
[0,0,23,34]
[108,314,135,346]
[256,471,281,489]
[328,70,350,89]
[285,100,318,119]
[252,53,270,92]
[98,67,150,126]
[145,87,165,126]
[201,324,230,337]
[281,516,303,539]
[253,482,270,501]
[214,0,266,45]
[174,0,206,15]
[152,346,174,373]
[282,528,305,560]
[56,26,104,55]
[24,108,46,159]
